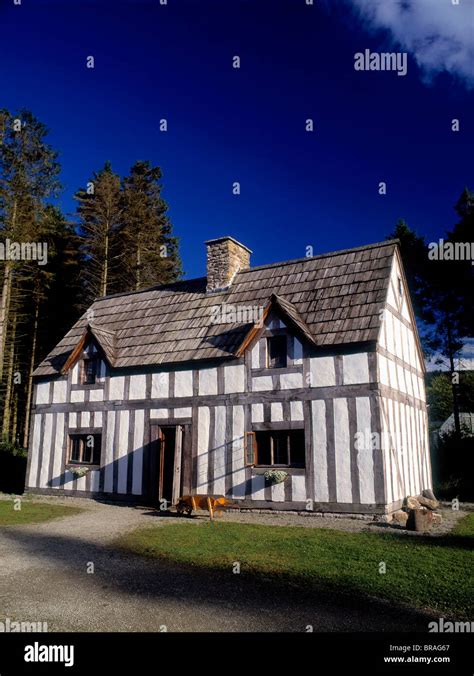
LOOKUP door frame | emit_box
[150,423,185,507]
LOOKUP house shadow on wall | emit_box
[45,435,248,508]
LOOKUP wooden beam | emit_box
[235,301,272,357]
[60,330,89,375]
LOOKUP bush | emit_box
[0,440,27,495]
[0,440,27,458]
[432,431,474,501]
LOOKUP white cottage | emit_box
[26,236,432,515]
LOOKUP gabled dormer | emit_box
[61,322,115,388]
[237,294,316,383]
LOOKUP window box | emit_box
[67,466,92,478]
[264,469,289,485]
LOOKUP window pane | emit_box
[268,335,287,368]
[84,359,97,384]
[255,430,305,466]
[245,432,255,465]
[289,429,305,466]
[255,431,271,465]
[70,437,81,462]
[255,429,306,467]
[92,435,102,464]
[69,434,102,464]
[82,436,94,463]
[272,431,289,464]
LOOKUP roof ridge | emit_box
[34,237,400,377]
[93,239,399,303]
[238,239,400,274]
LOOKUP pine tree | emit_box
[119,161,182,292]
[1,112,183,445]
[387,219,429,320]
[20,206,82,446]
[0,109,61,441]
[446,187,474,336]
[388,190,474,438]
[75,161,123,302]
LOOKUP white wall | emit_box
[377,254,431,501]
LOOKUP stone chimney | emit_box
[205,236,252,293]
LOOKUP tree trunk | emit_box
[102,225,109,296]
[23,299,40,448]
[2,309,17,438]
[0,200,17,380]
[446,320,461,437]
[136,242,141,291]
[0,262,12,381]
[12,391,18,444]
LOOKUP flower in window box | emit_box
[70,466,90,478]
[264,469,288,485]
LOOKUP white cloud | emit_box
[347,0,474,88]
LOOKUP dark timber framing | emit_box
[27,239,432,517]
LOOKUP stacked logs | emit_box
[391,490,442,532]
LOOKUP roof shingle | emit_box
[33,240,397,377]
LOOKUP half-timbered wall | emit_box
[26,241,433,516]
[27,308,392,514]
[377,252,432,509]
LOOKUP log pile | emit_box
[391,489,442,532]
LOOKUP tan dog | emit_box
[176,494,228,520]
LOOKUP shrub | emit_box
[0,439,27,458]
[432,431,474,501]
[0,439,27,494]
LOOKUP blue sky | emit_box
[1,0,472,279]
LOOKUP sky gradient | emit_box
[1,0,472,279]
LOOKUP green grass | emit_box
[116,514,474,619]
[451,513,474,537]
[0,500,83,525]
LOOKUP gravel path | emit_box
[0,495,462,632]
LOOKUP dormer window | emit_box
[267,335,287,368]
[81,356,98,385]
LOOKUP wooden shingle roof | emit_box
[34,240,398,377]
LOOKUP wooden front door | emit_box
[151,424,183,508]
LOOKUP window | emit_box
[398,276,403,297]
[69,434,101,465]
[267,335,287,368]
[81,357,98,385]
[246,429,305,467]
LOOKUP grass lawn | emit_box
[0,500,83,526]
[116,514,474,619]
